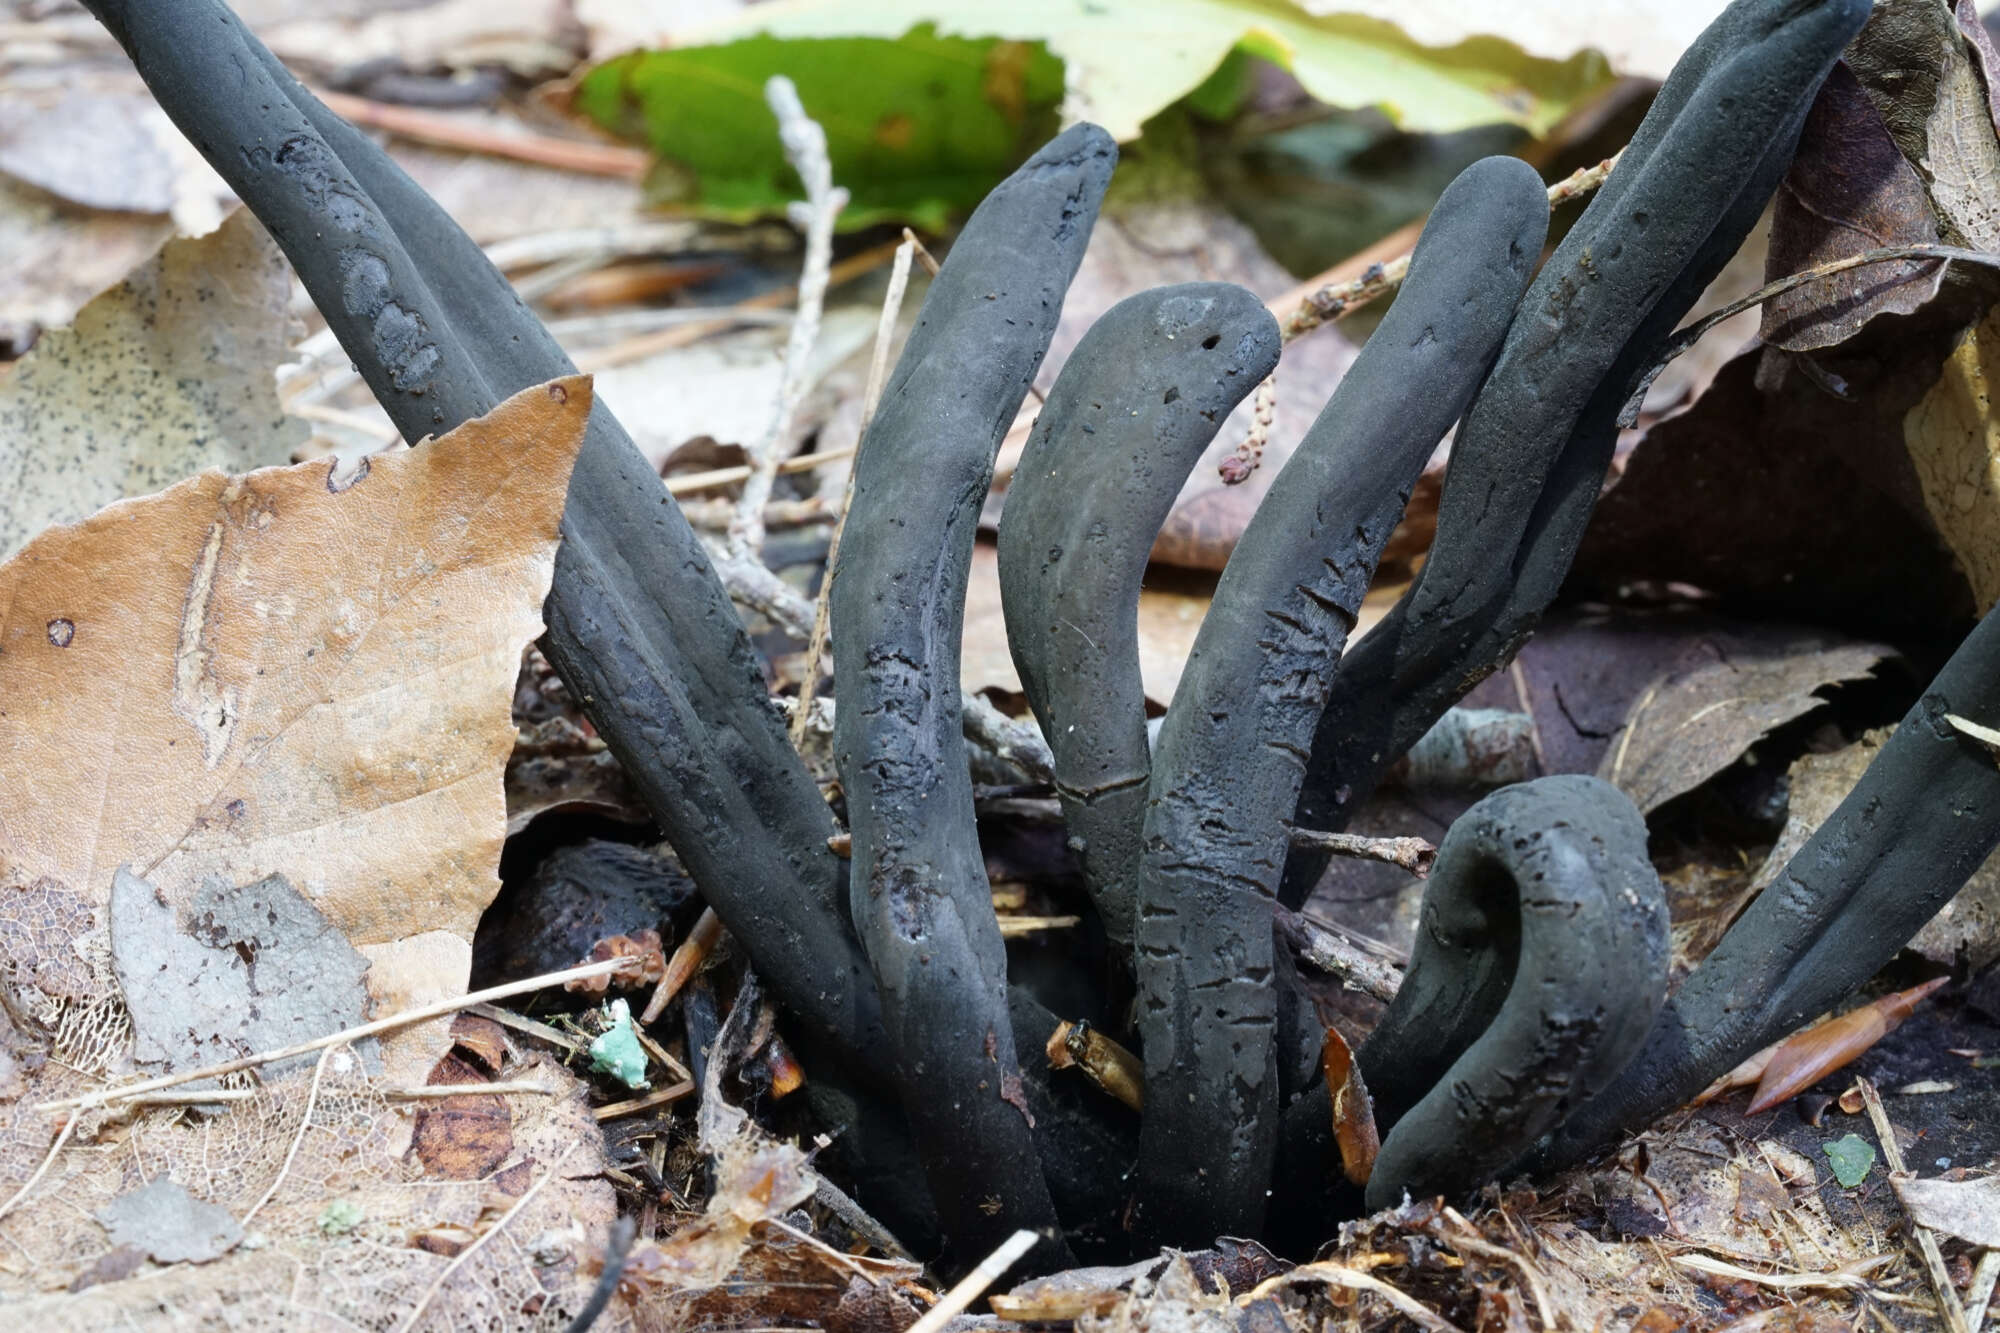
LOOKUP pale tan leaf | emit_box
[0,209,307,562]
[0,376,591,1076]
[1906,305,2000,614]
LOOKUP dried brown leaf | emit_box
[1906,303,2000,613]
[1597,639,1890,814]
[411,1047,514,1181]
[1892,1172,2000,1247]
[1762,63,1943,352]
[0,376,590,1077]
[1321,1024,1380,1187]
[1752,729,2000,969]
[1747,977,1948,1114]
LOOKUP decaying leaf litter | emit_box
[4,0,2000,1329]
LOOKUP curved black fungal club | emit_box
[831,123,1117,1268]
[1356,776,1667,1210]
[80,0,888,1082]
[1127,156,1550,1242]
[88,9,1133,1259]
[999,284,1282,951]
[92,0,1992,1272]
[1283,0,1874,905]
[1533,606,2000,1169]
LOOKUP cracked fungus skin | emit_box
[1131,155,1548,1245]
[1000,283,1281,954]
[1355,775,1667,1211]
[831,122,1116,1269]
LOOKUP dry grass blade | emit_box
[313,89,649,178]
[593,1080,698,1122]
[1244,1260,1466,1332]
[1858,1077,1973,1333]
[792,237,917,748]
[906,1230,1041,1333]
[1669,1252,1891,1292]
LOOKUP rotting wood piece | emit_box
[1128,155,1549,1243]
[999,284,1280,952]
[831,123,1117,1270]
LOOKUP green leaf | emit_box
[571,26,1063,231]
[670,0,1613,142]
[1824,1133,1877,1188]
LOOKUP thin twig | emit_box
[906,1229,1041,1333]
[313,89,649,178]
[996,914,1081,937]
[574,241,901,374]
[680,494,834,534]
[1219,371,1277,484]
[1226,152,1622,479]
[0,1110,78,1226]
[462,1002,589,1055]
[1275,904,1405,1004]
[592,1080,697,1122]
[397,1142,585,1333]
[386,1081,558,1100]
[1967,1249,1998,1333]
[1858,1077,1972,1333]
[37,957,625,1112]
[962,694,1056,784]
[668,444,856,497]
[793,238,917,748]
[239,1046,334,1231]
[900,226,941,277]
[1244,1260,1465,1332]
[713,77,847,639]
[1657,245,2000,367]
[1288,827,1436,877]
[1276,151,1622,344]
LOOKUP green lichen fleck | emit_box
[317,1199,364,1236]
[589,998,651,1090]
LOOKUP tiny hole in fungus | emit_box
[1201,334,1221,349]
[1163,387,1180,405]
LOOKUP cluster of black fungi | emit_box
[86,0,2000,1275]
